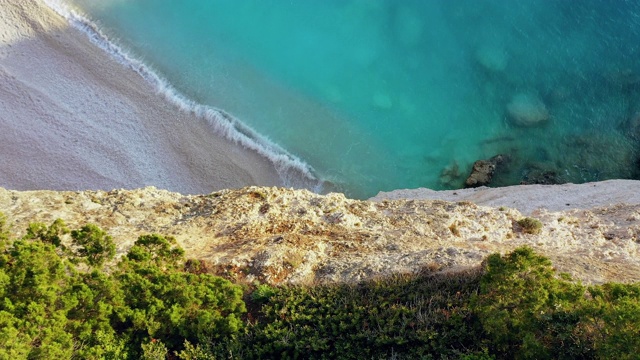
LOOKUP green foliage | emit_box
[580,283,640,359]
[0,218,245,359]
[23,219,69,247]
[141,339,168,360]
[0,219,129,359]
[115,233,245,355]
[0,239,83,358]
[177,340,217,360]
[210,247,640,359]
[126,233,185,267]
[221,270,484,359]
[71,224,116,267]
[251,283,277,304]
[0,212,10,245]
[517,217,543,234]
[2,214,640,359]
[472,246,587,358]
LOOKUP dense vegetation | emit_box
[0,213,244,359]
[1,212,639,359]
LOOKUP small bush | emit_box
[23,219,69,247]
[251,283,278,304]
[141,339,168,360]
[71,224,116,267]
[225,270,484,359]
[517,217,543,234]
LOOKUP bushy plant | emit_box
[581,283,640,358]
[472,246,588,358]
[3,213,640,359]
[0,212,10,245]
[0,218,246,358]
[23,219,69,247]
[141,339,168,360]
[115,234,246,354]
[220,270,484,359]
[71,224,116,267]
[517,217,543,234]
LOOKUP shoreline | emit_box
[0,0,318,195]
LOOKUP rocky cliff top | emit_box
[2,182,640,285]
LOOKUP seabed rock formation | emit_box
[506,92,550,127]
[2,182,640,285]
[465,154,506,188]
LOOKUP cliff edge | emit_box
[2,180,640,285]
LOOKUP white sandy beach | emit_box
[0,0,292,194]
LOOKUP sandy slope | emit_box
[0,0,285,194]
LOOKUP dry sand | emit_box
[0,0,292,194]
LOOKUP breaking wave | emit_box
[42,0,325,193]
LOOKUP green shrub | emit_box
[0,212,10,245]
[3,214,640,359]
[472,246,589,359]
[0,218,246,359]
[126,233,184,267]
[581,283,640,359]
[251,283,278,304]
[71,224,116,267]
[517,217,543,234]
[141,339,168,360]
[115,234,246,354]
[221,270,484,359]
[23,219,69,247]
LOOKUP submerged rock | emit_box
[506,93,549,127]
[520,167,561,185]
[465,154,506,188]
[474,44,508,73]
[372,92,393,109]
[440,161,462,187]
[604,67,640,88]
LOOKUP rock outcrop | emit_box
[2,183,640,285]
[465,155,506,188]
[506,92,550,127]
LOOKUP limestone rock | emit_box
[465,155,505,188]
[506,93,549,127]
[2,184,640,286]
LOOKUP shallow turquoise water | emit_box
[66,0,640,198]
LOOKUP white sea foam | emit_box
[42,0,324,192]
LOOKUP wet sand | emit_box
[0,0,288,194]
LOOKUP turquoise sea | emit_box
[61,0,640,198]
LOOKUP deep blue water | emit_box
[65,0,640,198]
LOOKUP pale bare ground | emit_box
[373,180,640,215]
[0,0,284,195]
[2,185,640,285]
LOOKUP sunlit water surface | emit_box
[66,0,640,198]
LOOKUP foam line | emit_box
[42,0,323,191]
